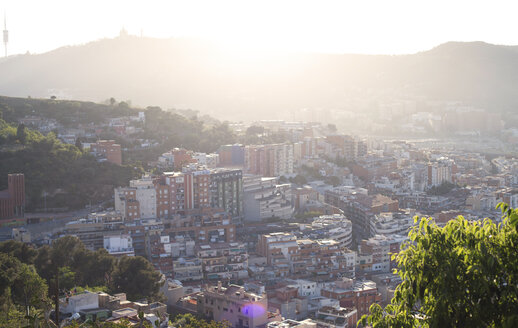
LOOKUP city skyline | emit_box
[2,0,518,56]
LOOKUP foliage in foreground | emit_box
[360,203,518,328]
[0,236,164,327]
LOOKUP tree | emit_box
[11,263,48,316]
[75,137,83,151]
[0,253,48,319]
[16,123,26,144]
[109,97,116,106]
[359,203,518,328]
[0,240,38,264]
[110,256,163,301]
[171,313,228,328]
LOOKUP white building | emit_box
[428,158,454,187]
[243,175,294,222]
[302,214,353,248]
[114,176,157,220]
[103,234,135,257]
[369,210,415,237]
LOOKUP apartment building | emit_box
[115,176,157,220]
[197,242,249,280]
[103,234,134,257]
[291,239,356,280]
[116,168,243,220]
[218,144,245,167]
[369,210,415,237]
[320,278,381,317]
[301,214,353,249]
[325,189,399,240]
[244,143,294,177]
[172,257,203,282]
[63,212,124,251]
[147,234,174,278]
[325,135,356,160]
[197,283,269,328]
[158,148,196,170]
[90,140,122,165]
[257,233,356,279]
[428,157,455,187]
[210,169,243,218]
[257,232,299,266]
[243,175,293,222]
[313,306,358,328]
[358,235,407,274]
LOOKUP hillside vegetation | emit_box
[0,115,139,211]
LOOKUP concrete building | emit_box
[197,283,269,328]
[172,257,203,282]
[90,140,122,165]
[197,242,249,280]
[158,148,196,171]
[301,214,353,249]
[267,319,316,328]
[218,144,245,167]
[369,210,415,237]
[0,173,25,220]
[244,143,294,177]
[320,278,381,317]
[427,158,454,187]
[243,175,293,222]
[358,235,407,274]
[115,176,157,220]
[193,152,220,168]
[313,306,358,328]
[210,169,243,218]
[103,234,135,257]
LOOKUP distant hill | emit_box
[1,37,518,121]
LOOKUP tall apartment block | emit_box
[115,168,243,220]
[244,143,294,177]
[218,144,245,167]
[428,157,455,187]
[0,173,25,220]
[210,169,243,218]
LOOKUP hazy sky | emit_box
[2,0,518,56]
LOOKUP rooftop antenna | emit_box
[2,12,8,57]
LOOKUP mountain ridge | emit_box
[1,37,517,121]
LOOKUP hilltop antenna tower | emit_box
[2,12,8,57]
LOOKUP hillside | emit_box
[1,38,518,121]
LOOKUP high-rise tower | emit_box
[2,12,8,57]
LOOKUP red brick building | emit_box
[91,140,122,165]
[0,174,25,220]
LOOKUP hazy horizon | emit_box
[3,0,518,56]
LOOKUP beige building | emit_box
[197,283,269,328]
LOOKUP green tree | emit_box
[0,240,38,264]
[16,123,26,144]
[75,137,83,151]
[171,313,228,328]
[110,256,163,301]
[0,253,48,320]
[360,203,518,328]
[11,263,48,317]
